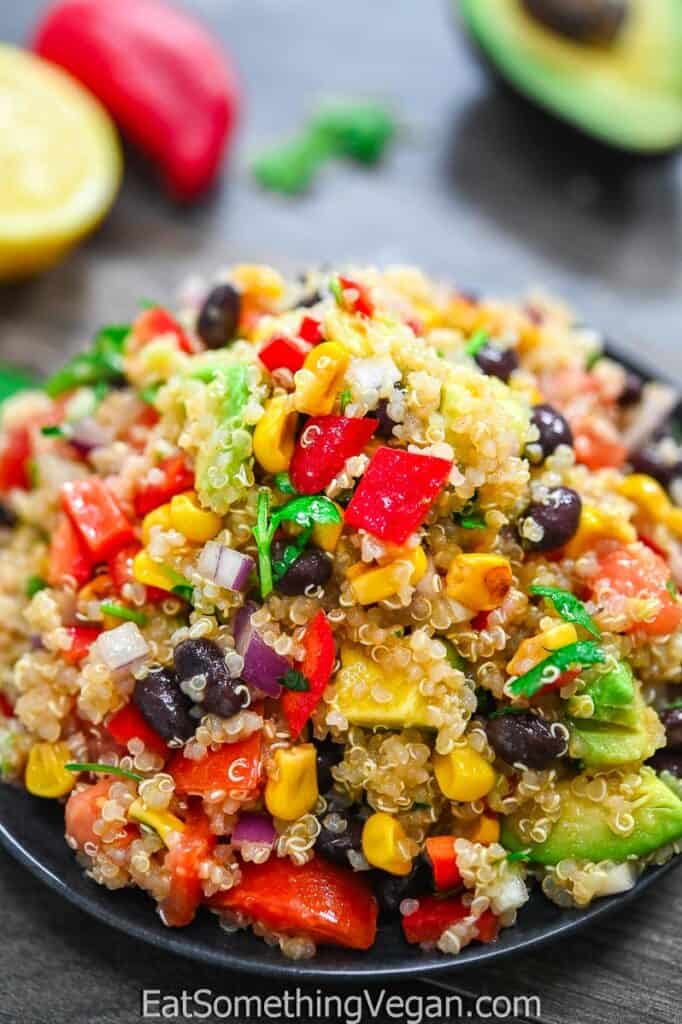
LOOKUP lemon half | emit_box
[0,45,122,280]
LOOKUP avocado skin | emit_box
[501,768,682,864]
[458,0,682,153]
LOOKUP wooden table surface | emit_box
[1,2,681,1021]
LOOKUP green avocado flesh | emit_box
[459,0,682,151]
[568,664,661,767]
[502,768,682,864]
[577,662,638,727]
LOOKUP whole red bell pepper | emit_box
[61,477,134,562]
[130,307,193,354]
[106,702,169,759]
[259,335,309,375]
[161,803,216,927]
[402,895,498,945]
[345,447,452,544]
[33,0,240,201]
[210,854,378,950]
[282,611,335,739]
[133,454,195,517]
[169,733,262,799]
[61,625,102,665]
[47,514,95,588]
[289,416,378,496]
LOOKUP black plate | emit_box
[1,345,681,981]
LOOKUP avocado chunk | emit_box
[330,644,434,729]
[502,767,682,863]
[459,0,682,152]
[568,669,663,767]
[571,661,638,727]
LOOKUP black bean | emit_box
[528,404,573,463]
[518,486,581,551]
[647,750,682,779]
[374,855,433,915]
[196,283,241,349]
[373,399,397,439]
[272,544,332,596]
[173,638,247,719]
[296,289,323,308]
[630,444,682,492]
[474,343,519,383]
[0,502,16,528]
[617,372,643,407]
[660,707,682,751]
[133,668,194,744]
[487,712,567,769]
[315,738,344,793]
[315,814,366,868]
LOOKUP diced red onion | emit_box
[198,541,254,592]
[68,417,112,454]
[95,622,149,671]
[234,604,288,698]
[231,812,276,850]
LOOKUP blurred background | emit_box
[1,0,681,381]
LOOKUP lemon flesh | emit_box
[0,45,122,280]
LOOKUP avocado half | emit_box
[458,0,682,152]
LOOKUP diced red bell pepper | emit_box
[282,611,335,739]
[161,803,216,927]
[0,693,14,718]
[168,733,262,798]
[106,703,169,759]
[535,666,582,699]
[133,455,195,516]
[210,854,378,950]
[47,514,95,589]
[338,276,374,318]
[131,307,193,354]
[470,611,490,631]
[345,447,452,544]
[108,543,168,604]
[424,836,462,891]
[61,478,135,562]
[590,543,682,637]
[259,335,309,374]
[299,316,322,345]
[0,426,31,493]
[61,625,102,665]
[289,416,378,496]
[402,895,498,945]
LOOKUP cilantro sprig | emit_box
[529,584,601,639]
[45,324,131,398]
[100,601,148,627]
[509,640,606,698]
[253,491,342,598]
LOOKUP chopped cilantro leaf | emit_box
[529,584,601,638]
[280,669,310,692]
[509,640,606,698]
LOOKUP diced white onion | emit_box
[95,622,149,671]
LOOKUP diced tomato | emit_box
[590,543,682,637]
[299,316,322,344]
[0,693,14,717]
[572,417,626,471]
[338,276,374,318]
[61,625,102,664]
[48,514,95,589]
[61,478,134,561]
[345,447,452,545]
[168,733,262,798]
[108,544,167,603]
[402,895,498,945]
[65,778,138,851]
[258,335,309,374]
[424,836,462,891]
[210,854,378,950]
[106,703,169,759]
[289,415,378,495]
[133,455,195,516]
[0,426,31,493]
[282,612,335,739]
[161,803,215,927]
[131,307,193,354]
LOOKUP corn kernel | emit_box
[312,502,344,552]
[232,264,285,305]
[350,546,427,605]
[142,503,172,545]
[253,395,298,474]
[618,474,682,540]
[433,746,496,802]
[294,342,349,416]
[25,742,76,799]
[665,506,682,540]
[464,813,500,845]
[265,744,318,821]
[132,550,179,593]
[361,812,413,876]
[565,504,636,559]
[128,798,186,847]
[506,622,578,676]
[170,491,222,543]
[446,553,512,611]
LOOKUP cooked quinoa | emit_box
[2,263,682,959]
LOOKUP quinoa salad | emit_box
[2,264,682,961]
